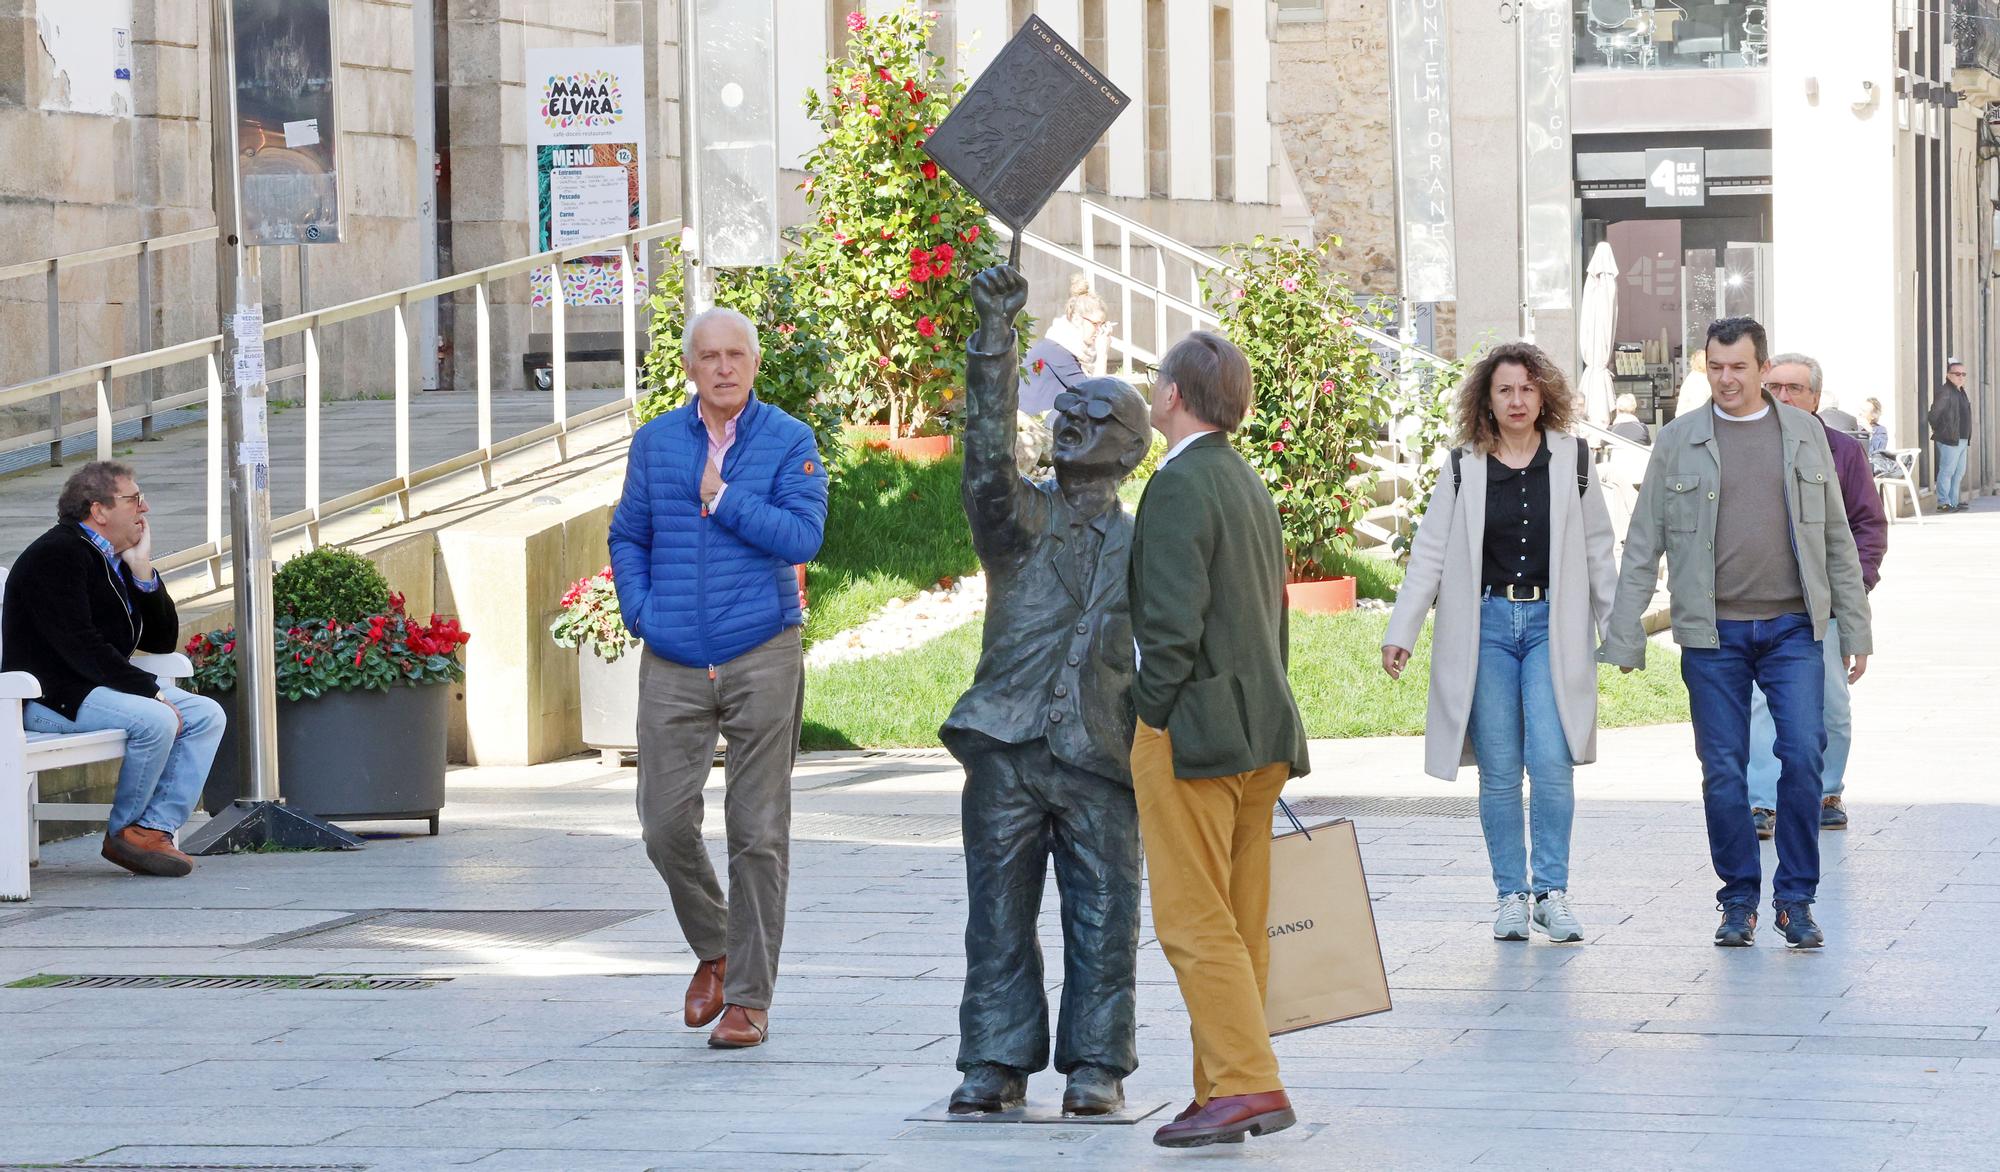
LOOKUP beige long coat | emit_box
[1385,431,1621,781]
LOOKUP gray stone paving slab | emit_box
[4,504,2000,1169]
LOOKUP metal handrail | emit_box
[3,219,679,590]
[0,227,220,285]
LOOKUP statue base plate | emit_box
[907,1089,1171,1126]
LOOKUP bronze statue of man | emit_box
[940,265,1152,1117]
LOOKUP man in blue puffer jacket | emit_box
[609,306,828,1050]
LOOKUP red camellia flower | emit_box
[879,227,893,239]
[910,246,929,262]
[962,225,980,244]
[917,316,937,337]
[933,242,955,263]
[878,67,893,82]
[909,88,928,103]
[930,213,941,224]
[866,104,883,119]
[777,322,797,335]
[932,256,952,276]
[876,355,892,368]
[847,10,867,32]
[1318,378,1336,396]
[888,282,911,300]
[1270,441,1286,453]
[920,160,939,180]
[910,261,933,283]
[1280,419,1293,431]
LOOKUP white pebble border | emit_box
[804,572,990,668]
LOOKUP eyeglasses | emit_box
[1766,382,1812,397]
[1948,369,1968,378]
[1053,390,1145,436]
[112,491,146,506]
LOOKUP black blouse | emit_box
[1482,439,1552,594]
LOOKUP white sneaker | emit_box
[1493,892,1530,941]
[1532,889,1584,943]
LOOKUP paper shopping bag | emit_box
[1263,811,1392,1035]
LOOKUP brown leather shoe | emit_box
[707,1004,768,1049]
[683,956,726,1027]
[101,826,193,878]
[1152,1090,1295,1148]
[1170,1099,1243,1143]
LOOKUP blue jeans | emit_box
[1681,614,1824,908]
[22,685,226,834]
[1467,594,1575,899]
[1936,440,1968,508]
[1747,618,1848,811]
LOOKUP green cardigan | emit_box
[1129,432,1311,780]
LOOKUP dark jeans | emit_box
[950,735,1140,1078]
[1681,613,1826,908]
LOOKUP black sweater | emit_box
[2,523,180,719]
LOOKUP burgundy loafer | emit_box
[1152,1090,1295,1148]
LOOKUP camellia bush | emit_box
[636,233,844,448]
[1204,234,1388,582]
[1388,347,1473,563]
[795,5,1008,438]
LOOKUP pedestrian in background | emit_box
[1610,392,1652,445]
[1862,398,1899,480]
[1601,317,1872,950]
[1383,343,1619,945]
[1928,358,1973,512]
[1128,330,1310,1149]
[609,307,829,1050]
[1748,354,1886,838]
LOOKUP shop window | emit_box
[1576,1,1771,73]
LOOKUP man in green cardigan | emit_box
[1128,331,1311,1149]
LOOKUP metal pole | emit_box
[680,0,713,319]
[1514,3,1534,344]
[207,0,280,807]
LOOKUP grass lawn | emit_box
[801,608,1689,750]
[803,445,977,647]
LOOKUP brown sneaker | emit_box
[707,1004,768,1049]
[101,825,193,877]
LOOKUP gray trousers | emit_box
[951,735,1141,1077]
[635,628,803,1010]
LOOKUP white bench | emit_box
[1,563,194,901]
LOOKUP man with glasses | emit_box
[1928,358,1974,512]
[1748,353,1886,838]
[940,264,1152,1118]
[2,461,225,877]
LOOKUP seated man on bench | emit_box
[2,461,225,877]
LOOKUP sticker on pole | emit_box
[231,308,267,392]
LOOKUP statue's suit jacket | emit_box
[939,332,1137,786]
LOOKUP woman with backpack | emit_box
[1381,343,1620,944]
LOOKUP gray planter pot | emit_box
[202,682,451,834]
[578,646,641,764]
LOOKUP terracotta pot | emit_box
[863,433,955,461]
[1285,575,1357,615]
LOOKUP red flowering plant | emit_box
[797,4,1012,438]
[1201,234,1388,581]
[548,566,637,663]
[182,547,470,702]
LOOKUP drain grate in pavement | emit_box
[792,811,962,842]
[1282,796,1480,819]
[7,973,445,991]
[251,908,650,950]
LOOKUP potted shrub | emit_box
[187,547,470,834]
[794,5,1011,447]
[550,566,642,766]
[1203,234,1385,614]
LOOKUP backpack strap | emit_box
[1449,447,1463,493]
[1575,436,1590,496]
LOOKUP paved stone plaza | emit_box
[2,504,1996,1171]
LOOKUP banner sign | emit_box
[526,46,649,306]
[1520,0,1574,312]
[234,0,342,245]
[1390,0,1456,304]
[1644,147,1705,208]
[922,15,1129,231]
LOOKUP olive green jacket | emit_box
[1599,395,1874,668]
[1129,432,1311,780]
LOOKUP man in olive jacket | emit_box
[1128,331,1310,1150]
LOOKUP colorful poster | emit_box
[526,47,649,307]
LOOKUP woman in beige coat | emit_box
[1383,343,1619,943]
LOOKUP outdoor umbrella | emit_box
[1577,240,1620,427]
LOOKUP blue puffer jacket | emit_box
[608,394,829,669]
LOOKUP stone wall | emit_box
[1266,2,1398,299]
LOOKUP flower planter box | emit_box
[1285,576,1357,615]
[201,682,451,834]
[578,648,642,767]
[861,433,955,461]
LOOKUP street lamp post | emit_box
[182,0,362,855]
